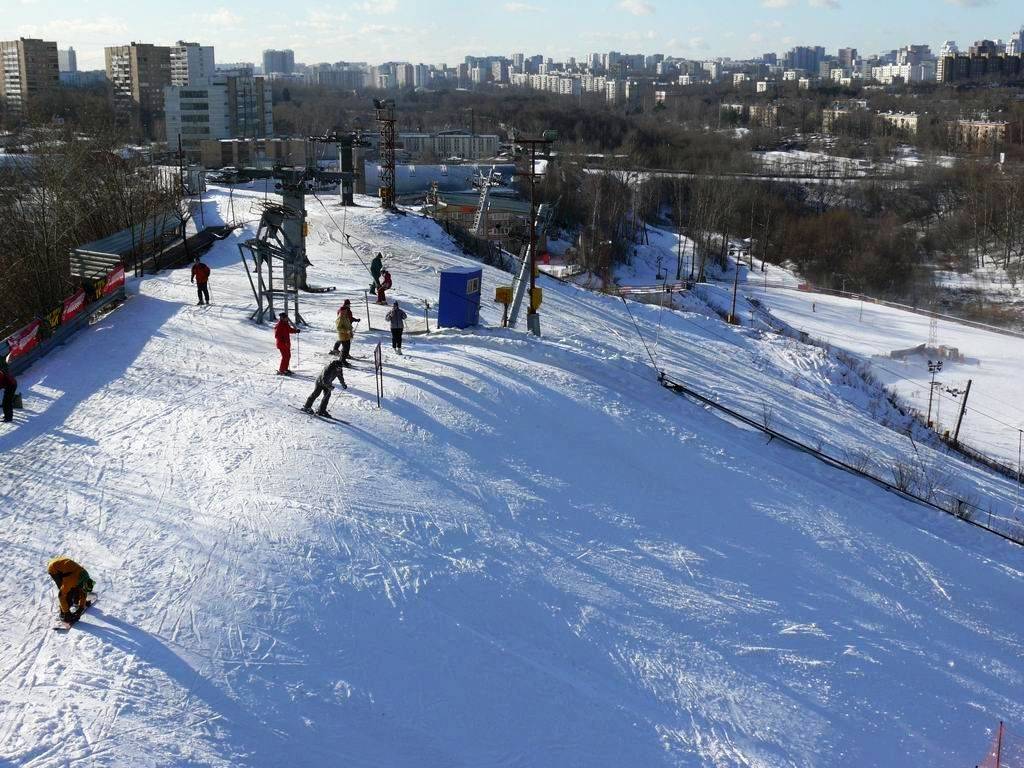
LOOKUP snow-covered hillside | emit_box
[736,277,1024,469]
[1,189,1022,768]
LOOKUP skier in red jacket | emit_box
[376,270,393,305]
[190,258,211,306]
[274,312,300,375]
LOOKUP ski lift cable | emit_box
[620,295,661,374]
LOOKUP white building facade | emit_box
[171,42,215,86]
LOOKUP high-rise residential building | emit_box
[838,48,858,69]
[58,47,77,73]
[969,40,1002,57]
[783,45,825,73]
[762,53,778,66]
[413,64,431,88]
[0,38,59,113]
[936,41,958,81]
[896,44,932,66]
[512,53,525,72]
[171,41,215,86]
[165,74,273,157]
[105,42,172,135]
[1008,27,1024,55]
[491,60,508,83]
[262,49,295,76]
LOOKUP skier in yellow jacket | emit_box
[331,300,361,364]
[47,556,94,624]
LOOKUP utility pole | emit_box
[926,359,943,428]
[728,247,742,324]
[952,379,972,445]
[517,133,555,336]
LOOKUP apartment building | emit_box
[58,47,77,73]
[171,41,215,86]
[105,43,172,135]
[399,130,499,161]
[949,119,1009,150]
[165,75,273,157]
[878,111,919,136]
[0,38,59,113]
[262,49,295,76]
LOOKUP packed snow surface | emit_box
[1,189,1022,767]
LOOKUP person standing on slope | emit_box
[274,312,300,375]
[376,270,393,305]
[47,556,95,625]
[386,301,407,354]
[0,367,17,423]
[332,300,360,363]
[190,258,211,306]
[370,252,383,293]
[302,357,347,417]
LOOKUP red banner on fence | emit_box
[5,320,42,360]
[61,288,87,324]
[104,264,125,296]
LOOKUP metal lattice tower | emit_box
[374,98,397,210]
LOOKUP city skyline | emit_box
[6,0,1023,72]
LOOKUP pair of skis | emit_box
[295,406,350,425]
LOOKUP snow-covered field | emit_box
[2,188,1023,767]
[737,275,1024,468]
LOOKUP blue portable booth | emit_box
[438,267,483,329]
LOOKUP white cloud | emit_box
[945,0,993,5]
[808,0,840,7]
[761,0,795,7]
[197,8,242,27]
[17,16,128,38]
[356,0,398,13]
[503,1,541,11]
[617,0,655,15]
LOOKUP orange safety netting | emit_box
[978,723,1024,768]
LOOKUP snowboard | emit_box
[53,595,97,631]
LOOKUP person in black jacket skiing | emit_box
[386,301,408,353]
[302,358,347,417]
[0,368,16,423]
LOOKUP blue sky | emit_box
[5,0,1021,71]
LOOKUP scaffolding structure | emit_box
[374,98,397,209]
[238,198,306,325]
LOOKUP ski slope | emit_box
[1,189,1023,767]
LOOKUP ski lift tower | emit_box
[374,98,397,210]
[514,131,556,337]
[310,128,371,206]
[237,164,344,325]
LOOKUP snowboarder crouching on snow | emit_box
[190,258,211,306]
[303,358,347,417]
[376,270,393,305]
[332,300,361,362]
[274,312,300,375]
[47,556,95,625]
[386,302,407,353]
[1,368,17,423]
